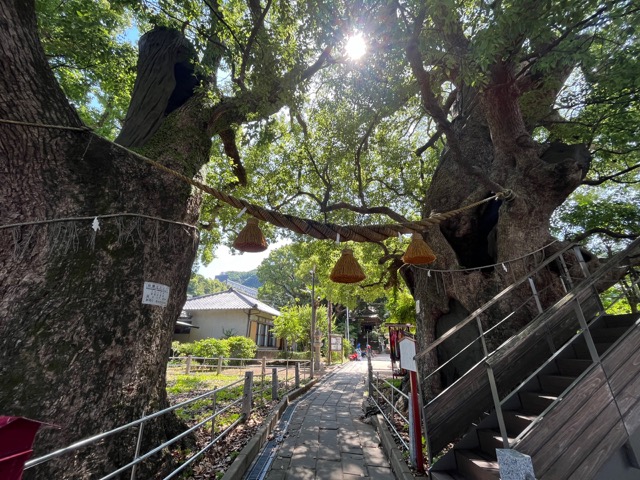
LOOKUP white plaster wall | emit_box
[186,310,250,341]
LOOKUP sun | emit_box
[345,33,367,60]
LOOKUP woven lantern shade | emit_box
[402,233,436,265]
[330,248,366,284]
[233,217,268,252]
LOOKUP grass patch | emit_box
[166,371,243,395]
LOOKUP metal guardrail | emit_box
[418,237,640,464]
[25,356,313,479]
[369,370,410,451]
[415,242,584,362]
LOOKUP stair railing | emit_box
[416,243,581,364]
[509,253,640,446]
[415,238,640,465]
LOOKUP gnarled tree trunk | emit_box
[406,67,592,399]
[0,3,210,478]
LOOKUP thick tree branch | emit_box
[582,163,640,186]
[572,228,639,243]
[415,127,443,156]
[218,128,247,186]
[406,10,505,194]
[237,0,273,87]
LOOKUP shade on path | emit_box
[259,354,395,480]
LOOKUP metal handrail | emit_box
[422,287,546,383]
[415,243,579,360]
[370,372,410,451]
[423,237,640,463]
[24,378,244,469]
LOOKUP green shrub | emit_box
[226,336,257,359]
[192,338,230,359]
[171,341,196,357]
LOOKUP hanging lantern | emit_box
[233,217,268,252]
[402,233,436,265]
[330,248,366,284]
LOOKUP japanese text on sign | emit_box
[142,282,170,307]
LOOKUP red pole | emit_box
[410,370,425,473]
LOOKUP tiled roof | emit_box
[184,288,280,317]
[222,279,259,297]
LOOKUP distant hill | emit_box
[216,270,261,289]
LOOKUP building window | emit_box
[256,323,275,347]
[257,323,266,346]
[267,326,275,347]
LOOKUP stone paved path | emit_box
[263,355,394,480]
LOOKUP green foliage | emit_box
[171,340,196,357]
[385,288,416,326]
[257,243,308,308]
[172,336,256,362]
[187,273,228,297]
[38,0,640,279]
[225,270,261,289]
[191,338,230,359]
[36,0,140,138]
[226,336,257,359]
[273,303,330,349]
[551,185,640,254]
[272,306,304,352]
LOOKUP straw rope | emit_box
[0,118,514,243]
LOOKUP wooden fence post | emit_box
[295,362,300,389]
[261,357,266,376]
[185,356,192,375]
[242,371,253,420]
[272,368,278,401]
[217,356,223,375]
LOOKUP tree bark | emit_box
[0,2,209,477]
[408,63,593,399]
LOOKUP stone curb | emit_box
[372,414,426,480]
[221,372,326,480]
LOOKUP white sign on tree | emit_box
[142,282,170,307]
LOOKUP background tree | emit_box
[272,305,305,355]
[224,269,261,289]
[272,304,330,352]
[187,273,228,296]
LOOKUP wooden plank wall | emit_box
[514,324,640,479]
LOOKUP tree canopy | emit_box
[36,0,639,265]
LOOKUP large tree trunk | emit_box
[0,2,210,477]
[408,67,592,399]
